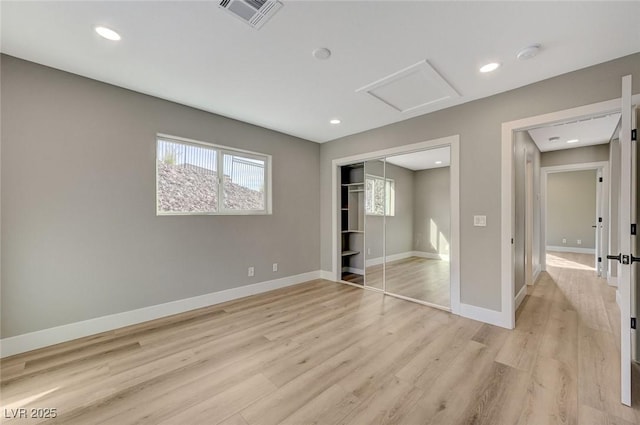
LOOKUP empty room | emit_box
[1,1,640,424]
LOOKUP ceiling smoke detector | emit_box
[219,0,283,30]
[517,44,541,60]
[548,136,560,142]
[313,48,332,60]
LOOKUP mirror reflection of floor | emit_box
[366,256,450,307]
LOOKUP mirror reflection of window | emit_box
[365,175,395,216]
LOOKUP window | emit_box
[365,175,395,216]
[156,135,271,215]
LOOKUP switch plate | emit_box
[473,215,487,227]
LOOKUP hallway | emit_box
[518,251,640,423]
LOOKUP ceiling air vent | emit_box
[219,0,283,30]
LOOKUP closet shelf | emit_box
[341,230,364,233]
[341,250,360,257]
[341,182,364,187]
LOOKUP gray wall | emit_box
[547,170,597,249]
[320,53,640,312]
[364,161,414,261]
[1,55,321,338]
[413,167,450,256]
[541,144,609,168]
[514,131,541,296]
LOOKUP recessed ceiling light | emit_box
[435,161,443,165]
[517,44,541,60]
[95,26,121,41]
[313,48,332,60]
[329,119,341,125]
[479,62,500,73]
[567,139,579,144]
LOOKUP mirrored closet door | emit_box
[339,146,451,309]
[384,148,451,308]
[364,159,386,291]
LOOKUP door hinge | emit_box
[632,224,637,235]
[598,256,602,263]
[599,217,603,223]
[511,238,514,244]
[632,129,637,141]
[599,177,603,183]
[632,317,637,330]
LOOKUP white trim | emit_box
[546,246,596,254]
[342,267,364,275]
[0,270,322,358]
[331,134,461,315]
[608,275,618,287]
[365,251,450,267]
[502,94,640,331]
[532,264,541,284]
[460,303,510,329]
[320,270,335,281]
[515,284,528,311]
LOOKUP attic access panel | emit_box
[357,60,459,113]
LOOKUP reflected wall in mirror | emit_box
[384,147,451,307]
[364,159,386,290]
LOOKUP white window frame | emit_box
[365,174,395,216]
[156,134,272,216]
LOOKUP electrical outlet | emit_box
[562,238,567,244]
[577,239,582,245]
[248,266,254,277]
[272,263,278,272]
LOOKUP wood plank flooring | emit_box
[1,251,639,424]
[367,257,450,307]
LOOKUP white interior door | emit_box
[616,74,635,406]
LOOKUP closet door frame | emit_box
[331,135,460,315]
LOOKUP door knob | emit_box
[607,253,622,263]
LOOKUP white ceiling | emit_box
[528,113,621,152]
[385,146,450,171]
[2,1,639,143]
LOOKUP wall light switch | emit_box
[473,215,487,227]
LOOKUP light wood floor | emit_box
[366,257,450,307]
[1,251,639,424]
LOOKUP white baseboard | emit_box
[342,267,364,275]
[320,270,335,281]
[515,284,528,311]
[547,246,596,254]
[531,264,541,284]
[607,273,618,287]
[0,270,322,358]
[460,303,510,329]
[365,251,449,267]
[412,251,450,262]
